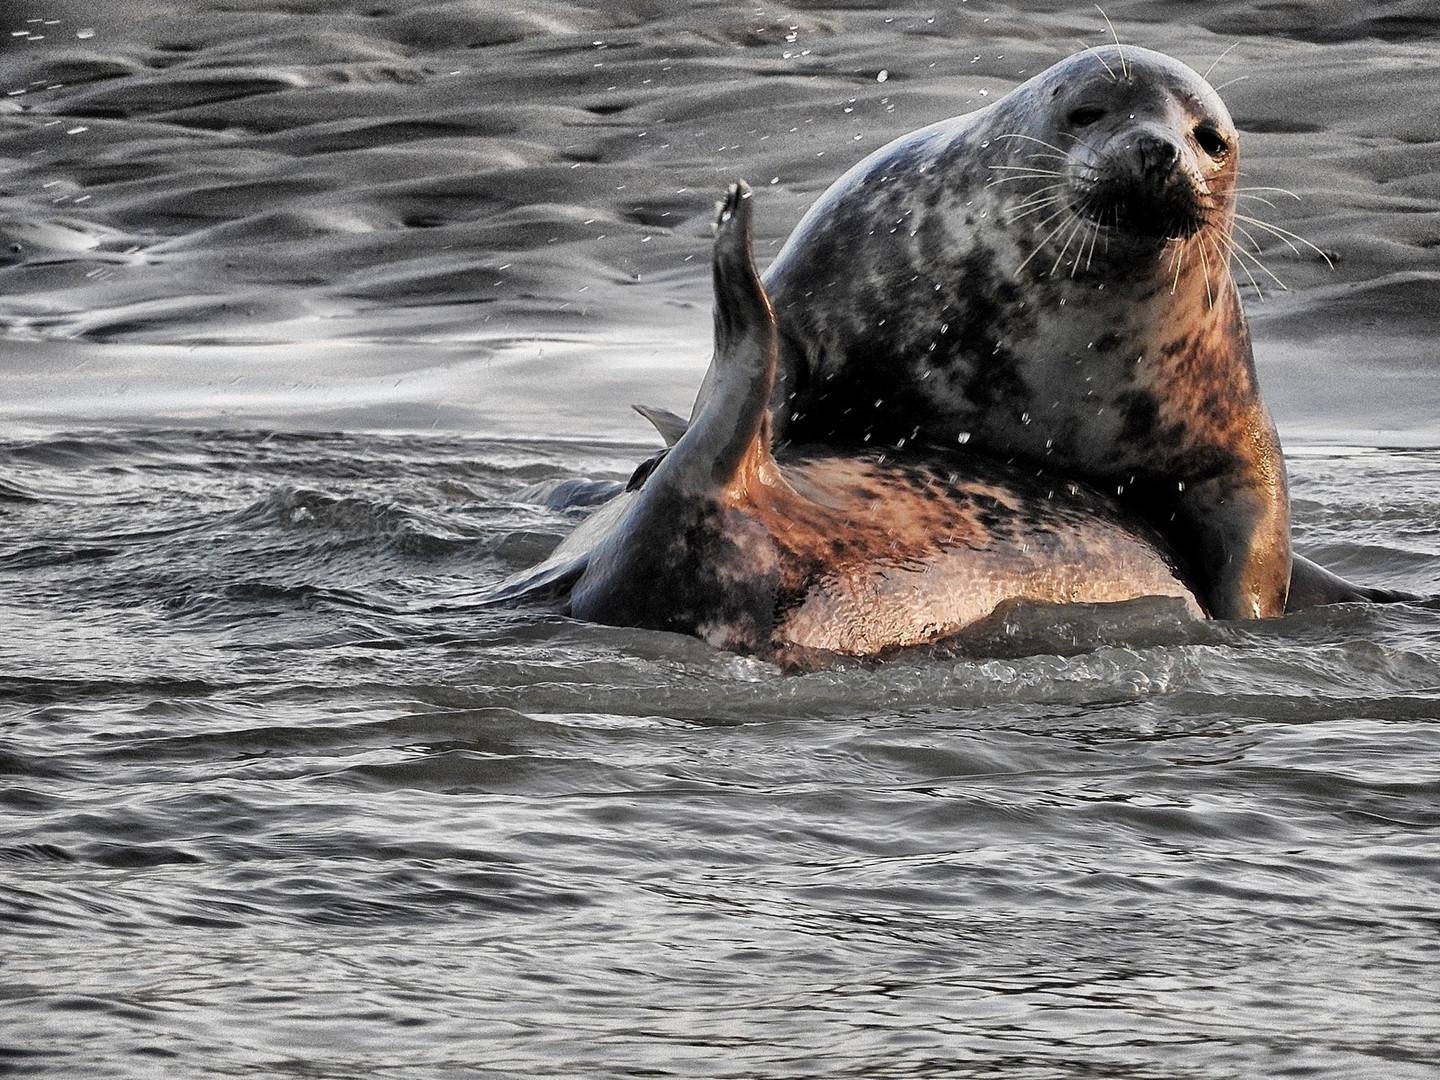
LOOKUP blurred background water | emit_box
[3,3,1440,1077]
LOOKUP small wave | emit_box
[510,475,626,509]
[0,675,233,706]
[39,67,312,120]
[0,477,42,501]
[222,484,489,556]
[0,543,121,571]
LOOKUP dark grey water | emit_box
[5,0,1440,1073]
[5,427,1440,1078]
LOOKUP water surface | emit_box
[3,3,1440,1077]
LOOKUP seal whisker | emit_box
[1050,211,1092,277]
[1016,205,1082,274]
[1213,235,1265,298]
[1006,190,1070,212]
[1006,181,1071,198]
[987,176,1070,192]
[1233,212,1335,267]
[1165,238,1187,295]
[1069,192,1103,272]
[1094,5,1129,81]
[1195,233,1217,308]
[1201,42,1241,82]
[1062,213,1091,276]
[1084,211,1106,270]
[1074,39,1119,82]
[1004,181,1071,203]
[1230,219,1268,253]
[1005,197,1072,226]
[1212,74,1250,93]
[987,179,1070,199]
[995,132,1074,157]
[1006,190,1070,215]
[1237,185,1303,201]
[1052,227,1083,277]
[1025,203,1083,251]
[987,165,1068,176]
[1219,233,1289,292]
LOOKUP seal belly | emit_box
[760,451,1200,657]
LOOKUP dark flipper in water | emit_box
[566,182,783,630]
[1286,553,1422,611]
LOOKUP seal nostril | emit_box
[1136,135,1180,176]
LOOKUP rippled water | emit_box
[5,2,1440,1072]
[4,428,1440,1078]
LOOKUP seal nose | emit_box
[1134,132,1180,179]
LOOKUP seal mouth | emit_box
[1075,176,1211,242]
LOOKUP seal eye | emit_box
[1194,124,1229,158]
[1069,106,1106,127]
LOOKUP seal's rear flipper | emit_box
[634,181,778,498]
[569,182,782,628]
[1286,552,1423,612]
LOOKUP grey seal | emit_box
[698,45,1337,618]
